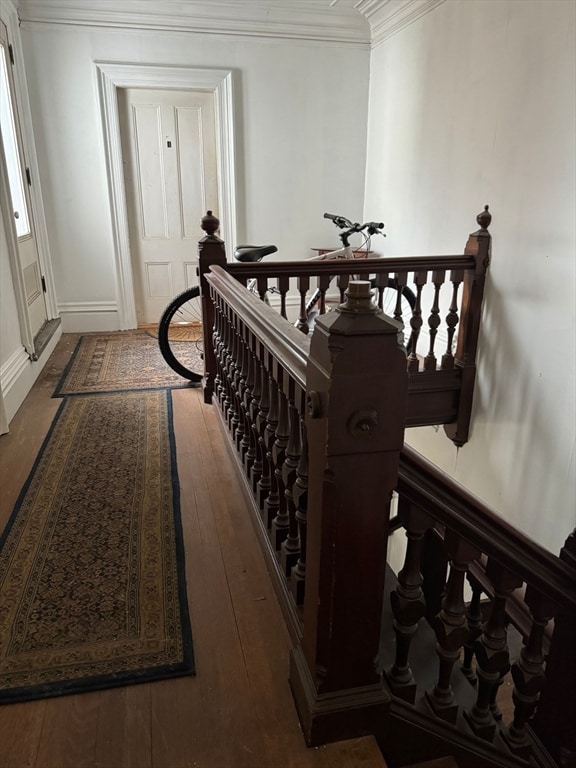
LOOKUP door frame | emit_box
[96,62,238,329]
[0,6,58,355]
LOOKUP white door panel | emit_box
[118,88,219,324]
[0,21,47,342]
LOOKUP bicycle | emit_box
[157,214,415,381]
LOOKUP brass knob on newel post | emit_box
[198,211,227,404]
[289,280,409,746]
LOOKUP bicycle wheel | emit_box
[158,286,204,381]
[375,280,416,351]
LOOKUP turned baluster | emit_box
[218,302,230,408]
[233,331,249,451]
[270,388,289,543]
[260,374,279,523]
[386,502,432,703]
[393,271,408,319]
[250,350,269,491]
[277,275,290,319]
[226,320,242,430]
[316,274,331,315]
[424,270,445,371]
[502,587,554,759]
[421,528,448,623]
[290,421,308,605]
[441,269,464,370]
[256,275,268,302]
[246,348,267,492]
[373,272,389,316]
[426,531,480,723]
[256,361,273,509]
[221,310,235,422]
[464,560,522,741]
[407,272,427,373]
[281,408,304,577]
[239,340,255,461]
[209,291,222,402]
[273,397,300,549]
[295,276,311,333]
[336,273,350,303]
[461,572,484,685]
[244,337,261,474]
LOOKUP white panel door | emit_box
[118,88,218,324]
[0,21,47,341]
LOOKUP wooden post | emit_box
[198,211,227,404]
[444,205,491,446]
[289,280,409,745]
[531,529,576,765]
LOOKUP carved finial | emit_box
[476,204,491,231]
[201,210,220,237]
[339,280,377,314]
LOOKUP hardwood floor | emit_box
[0,334,386,768]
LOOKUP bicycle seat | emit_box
[234,244,278,262]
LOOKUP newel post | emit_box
[198,211,227,404]
[289,281,409,745]
[444,205,492,447]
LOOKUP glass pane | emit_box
[0,42,30,237]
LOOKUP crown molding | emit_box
[15,0,370,44]
[16,0,445,46]
[356,0,447,46]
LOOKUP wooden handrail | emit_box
[206,265,309,391]
[398,443,576,608]
[226,254,476,278]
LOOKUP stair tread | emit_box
[316,736,389,766]
[402,758,459,768]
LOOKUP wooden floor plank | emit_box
[36,692,100,768]
[0,700,46,768]
[94,684,153,768]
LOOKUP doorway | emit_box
[0,20,47,352]
[118,88,219,325]
[96,63,237,330]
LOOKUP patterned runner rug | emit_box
[0,390,194,703]
[54,331,203,396]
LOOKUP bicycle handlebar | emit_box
[323,212,353,229]
[323,213,385,238]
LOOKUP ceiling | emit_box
[15,0,446,46]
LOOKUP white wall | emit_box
[364,0,576,554]
[19,23,370,330]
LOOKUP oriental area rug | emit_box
[0,389,194,703]
[54,331,203,396]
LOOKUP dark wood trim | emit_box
[226,255,476,279]
[289,644,391,747]
[398,446,576,608]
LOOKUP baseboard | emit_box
[58,301,120,332]
[289,643,391,747]
[1,321,63,424]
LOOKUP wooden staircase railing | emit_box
[381,449,576,768]
[196,210,574,768]
[199,207,492,446]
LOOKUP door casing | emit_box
[0,9,57,357]
[96,62,238,330]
